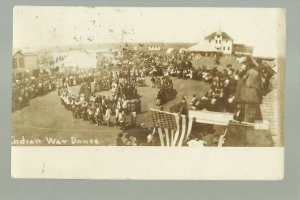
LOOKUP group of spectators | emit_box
[12,75,57,111]
[186,66,239,112]
[161,55,275,115]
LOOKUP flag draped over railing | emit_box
[151,109,195,146]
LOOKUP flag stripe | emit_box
[157,127,165,146]
[178,116,187,147]
[172,114,181,146]
[170,129,175,146]
[165,128,170,146]
[186,117,194,141]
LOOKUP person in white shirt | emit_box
[105,107,112,127]
[118,110,126,130]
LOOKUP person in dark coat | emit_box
[179,96,189,116]
[234,59,263,123]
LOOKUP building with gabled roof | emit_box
[205,31,234,54]
[188,31,234,54]
[188,31,255,57]
[13,50,39,79]
[205,31,233,41]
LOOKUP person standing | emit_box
[131,101,137,126]
[150,76,155,88]
[105,106,112,127]
[180,96,189,116]
[118,110,126,130]
[235,57,263,122]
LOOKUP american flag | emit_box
[67,87,79,98]
[151,109,195,146]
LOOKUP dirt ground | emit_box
[12,77,212,146]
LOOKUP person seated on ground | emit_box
[146,134,154,146]
[201,131,215,146]
[124,134,135,146]
[191,99,201,110]
[186,135,206,147]
[209,95,218,111]
[116,132,125,146]
[190,94,197,107]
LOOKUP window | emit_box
[13,58,18,68]
[19,58,24,68]
[219,40,221,44]
[228,47,230,51]
[223,47,225,50]
[215,40,217,44]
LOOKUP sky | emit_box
[13,7,285,57]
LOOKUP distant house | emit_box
[147,43,165,51]
[204,31,233,54]
[232,44,254,56]
[13,50,39,79]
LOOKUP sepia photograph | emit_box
[12,7,285,148]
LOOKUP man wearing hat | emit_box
[235,56,263,122]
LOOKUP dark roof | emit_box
[232,44,254,55]
[13,50,38,57]
[205,32,233,41]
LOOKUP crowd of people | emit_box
[12,75,57,111]
[13,48,275,146]
[58,70,142,129]
[152,76,177,106]
[163,55,275,115]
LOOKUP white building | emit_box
[13,50,39,78]
[204,31,233,54]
